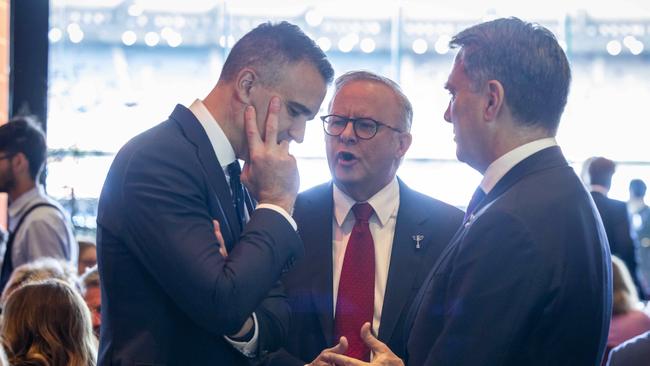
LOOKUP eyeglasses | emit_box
[320,114,403,140]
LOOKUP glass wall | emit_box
[46,0,650,236]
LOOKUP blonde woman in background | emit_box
[1,279,97,366]
[606,256,650,358]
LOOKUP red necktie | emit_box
[335,202,375,361]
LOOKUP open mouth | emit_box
[336,151,357,164]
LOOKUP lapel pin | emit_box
[412,234,424,249]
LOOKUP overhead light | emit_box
[317,37,332,52]
[412,39,428,54]
[360,38,376,53]
[434,35,451,55]
[305,9,323,27]
[144,32,160,47]
[121,30,137,46]
[606,40,622,56]
[67,23,84,44]
[48,28,63,43]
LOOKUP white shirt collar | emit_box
[590,185,609,196]
[332,178,399,228]
[480,137,558,194]
[188,99,236,168]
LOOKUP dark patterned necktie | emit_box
[464,186,486,222]
[227,161,246,229]
[335,202,375,361]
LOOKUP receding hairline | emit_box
[330,71,413,131]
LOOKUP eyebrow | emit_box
[287,101,315,119]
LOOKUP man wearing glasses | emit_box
[0,116,77,292]
[263,71,463,365]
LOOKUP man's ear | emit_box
[484,79,505,121]
[234,68,257,104]
[396,132,413,158]
[10,152,30,176]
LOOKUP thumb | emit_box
[329,336,349,354]
[360,322,388,353]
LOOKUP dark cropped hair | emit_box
[588,157,616,188]
[219,21,334,86]
[630,179,647,198]
[0,116,47,180]
[450,17,571,133]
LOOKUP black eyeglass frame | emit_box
[320,114,404,140]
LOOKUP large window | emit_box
[47,0,650,236]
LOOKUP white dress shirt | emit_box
[189,98,297,357]
[480,137,558,194]
[332,177,400,336]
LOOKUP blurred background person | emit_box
[628,179,650,297]
[81,265,101,338]
[77,239,97,276]
[605,256,650,363]
[0,116,78,292]
[0,279,97,366]
[607,330,650,366]
[0,257,78,306]
[588,157,646,299]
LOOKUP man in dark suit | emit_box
[263,71,463,365]
[96,22,333,365]
[321,18,611,366]
[587,157,646,299]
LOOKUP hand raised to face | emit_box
[240,96,300,214]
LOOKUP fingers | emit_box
[320,352,366,366]
[360,322,389,353]
[244,105,262,154]
[263,96,281,146]
[328,336,349,354]
[212,220,227,258]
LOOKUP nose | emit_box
[444,101,452,123]
[339,120,357,143]
[289,118,307,144]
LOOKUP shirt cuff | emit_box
[224,313,259,358]
[256,203,297,231]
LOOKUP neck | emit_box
[335,177,393,202]
[203,84,246,160]
[485,123,551,172]
[8,180,36,203]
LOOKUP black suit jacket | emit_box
[405,146,612,366]
[263,179,463,365]
[591,191,644,297]
[96,105,302,365]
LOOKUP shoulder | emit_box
[399,180,464,224]
[295,182,331,207]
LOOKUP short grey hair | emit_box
[331,71,413,131]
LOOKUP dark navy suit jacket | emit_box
[405,146,612,366]
[263,179,463,365]
[97,105,302,365]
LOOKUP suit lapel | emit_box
[302,184,336,346]
[169,104,242,247]
[378,179,427,343]
[403,145,569,340]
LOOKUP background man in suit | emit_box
[97,22,333,365]
[322,17,611,366]
[587,157,646,299]
[263,71,463,365]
